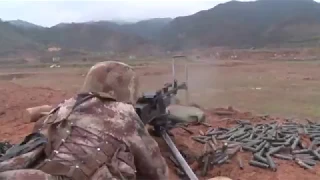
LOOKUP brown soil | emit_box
[0,81,319,180]
[0,82,72,143]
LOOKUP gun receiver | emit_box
[135,80,187,125]
[135,80,198,180]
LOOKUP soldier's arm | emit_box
[127,113,169,180]
[0,146,43,172]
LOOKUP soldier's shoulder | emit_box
[41,97,76,125]
[100,102,141,135]
[106,102,139,121]
[108,101,136,112]
[102,101,139,121]
[57,98,77,115]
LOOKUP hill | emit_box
[83,18,172,40]
[0,18,170,56]
[120,18,172,40]
[2,0,320,55]
[0,20,153,57]
[45,23,148,52]
[160,0,320,50]
[7,20,43,30]
[0,20,43,56]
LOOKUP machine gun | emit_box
[135,57,199,180]
[135,80,186,127]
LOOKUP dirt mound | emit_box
[0,82,319,179]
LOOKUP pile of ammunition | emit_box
[192,120,320,176]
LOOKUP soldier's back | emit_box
[36,95,138,180]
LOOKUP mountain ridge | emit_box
[159,0,320,50]
[7,20,43,29]
[1,0,320,56]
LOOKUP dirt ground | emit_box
[3,58,320,119]
[1,57,320,179]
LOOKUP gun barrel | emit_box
[161,130,198,180]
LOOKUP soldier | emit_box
[0,61,169,180]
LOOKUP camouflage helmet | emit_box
[80,61,139,104]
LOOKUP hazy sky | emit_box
[1,0,319,27]
[0,0,256,27]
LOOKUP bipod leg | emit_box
[161,128,198,180]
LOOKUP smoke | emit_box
[171,60,220,107]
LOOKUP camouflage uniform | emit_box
[0,61,169,180]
